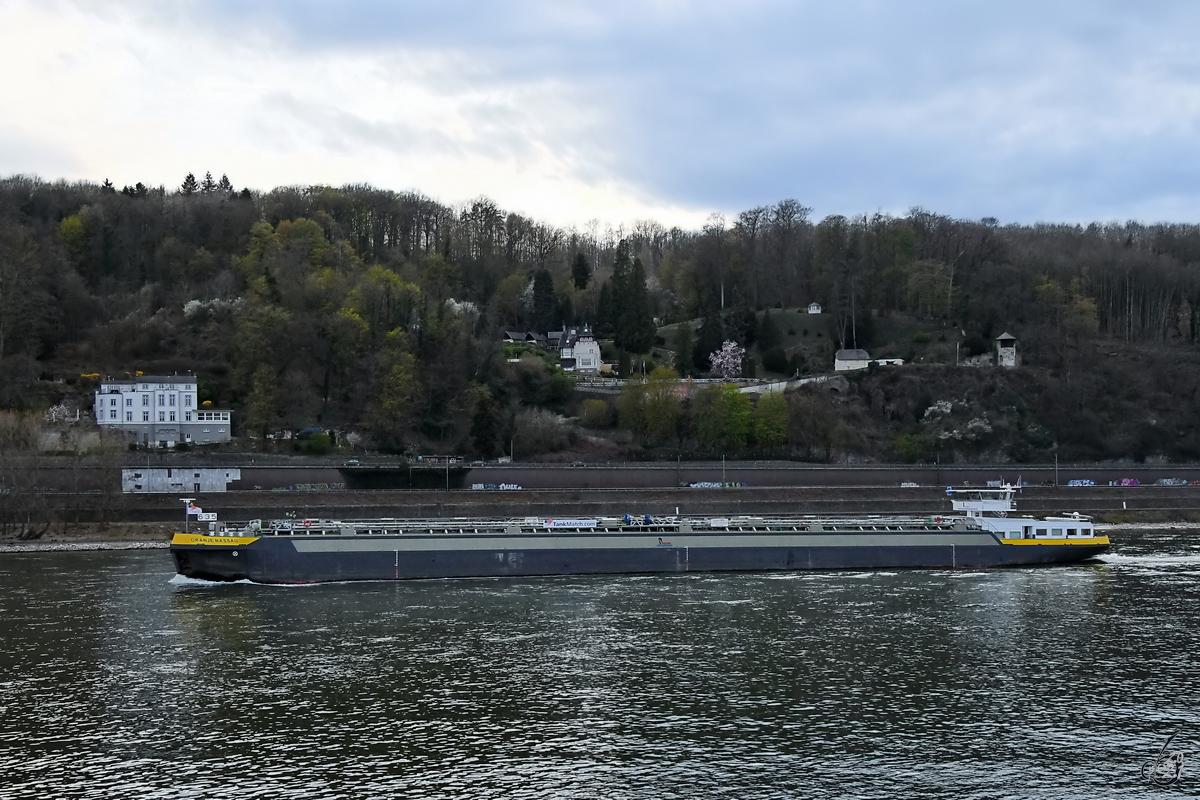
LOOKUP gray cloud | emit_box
[51,0,1200,223]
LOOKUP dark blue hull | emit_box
[171,534,1109,584]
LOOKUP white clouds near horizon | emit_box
[3,0,1200,228]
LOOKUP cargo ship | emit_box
[170,485,1109,584]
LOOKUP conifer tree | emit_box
[596,282,614,338]
[615,256,654,355]
[530,268,555,333]
[201,171,217,194]
[758,308,781,351]
[570,252,591,290]
[180,173,198,196]
[218,174,233,194]
[693,312,725,372]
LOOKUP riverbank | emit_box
[0,540,169,552]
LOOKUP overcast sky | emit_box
[2,0,1199,228]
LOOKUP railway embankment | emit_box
[6,485,1200,547]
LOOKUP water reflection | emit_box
[0,533,1196,798]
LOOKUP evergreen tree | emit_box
[201,171,217,194]
[596,281,614,338]
[693,312,725,372]
[615,256,654,355]
[530,268,556,333]
[469,385,502,457]
[758,308,781,351]
[218,174,233,194]
[725,304,758,347]
[100,179,115,194]
[180,173,198,196]
[672,324,694,376]
[570,252,591,290]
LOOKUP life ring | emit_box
[996,511,1007,518]
[934,516,944,523]
[303,519,312,528]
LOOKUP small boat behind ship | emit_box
[170,484,1109,584]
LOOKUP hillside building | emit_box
[834,349,871,371]
[558,326,603,374]
[834,349,903,372]
[93,375,233,447]
[995,332,1020,368]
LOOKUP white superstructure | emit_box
[947,484,1095,540]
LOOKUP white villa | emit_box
[93,375,233,447]
[558,326,603,374]
[807,302,823,314]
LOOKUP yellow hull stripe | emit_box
[172,533,260,547]
[998,536,1109,546]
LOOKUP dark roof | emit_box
[835,349,870,360]
[995,331,1017,342]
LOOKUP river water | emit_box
[0,531,1197,799]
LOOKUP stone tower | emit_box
[995,332,1019,368]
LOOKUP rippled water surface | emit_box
[1,531,1198,799]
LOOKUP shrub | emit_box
[514,409,571,455]
[893,433,932,463]
[300,433,332,455]
[578,399,611,429]
[913,331,931,344]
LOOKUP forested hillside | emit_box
[2,173,1200,462]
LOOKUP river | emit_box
[0,530,1196,798]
